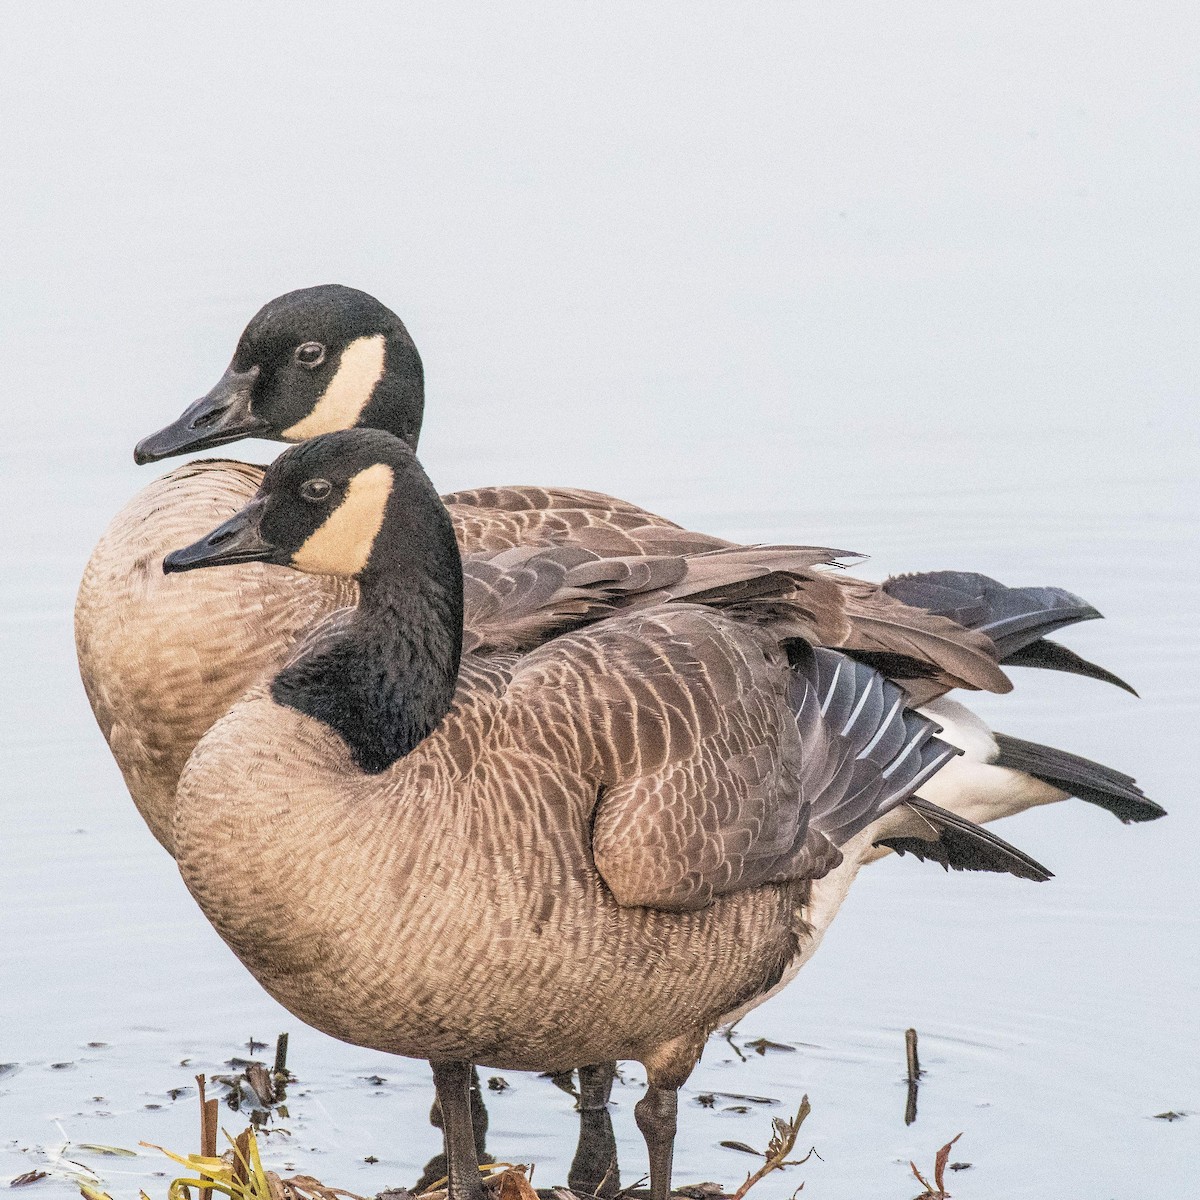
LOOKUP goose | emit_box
[76,285,1157,865]
[159,428,1056,1200]
[77,285,1160,1193]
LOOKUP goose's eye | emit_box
[300,478,332,503]
[295,342,326,368]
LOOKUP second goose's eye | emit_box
[295,341,326,367]
[300,478,332,503]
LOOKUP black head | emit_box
[163,428,455,583]
[135,286,425,464]
[165,430,466,773]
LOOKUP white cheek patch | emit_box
[292,463,395,576]
[281,334,387,440]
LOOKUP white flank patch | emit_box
[292,463,394,576]
[916,697,1062,823]
[917,696,999,761]
[282,334,387,440]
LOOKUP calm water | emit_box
[2,5,1197,1197]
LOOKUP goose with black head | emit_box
[134,286,425,462]
[76,284,1156,864]
[77,285,1161,1194]
[162,428,1058,1200]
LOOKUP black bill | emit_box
[163,500,277,574]
[135,364,266,464]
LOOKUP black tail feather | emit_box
[994,732,1164,824]
[882,570,1141,696]
[1002,637,1139,696]
[883,571,1099,658]
[874,796,1053,881]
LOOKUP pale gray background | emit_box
[2,3,1197,1197]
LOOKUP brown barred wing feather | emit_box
[833,576,1012,702]
[460,544,857,656]
[502,606,956,914]
[443,485,730,556]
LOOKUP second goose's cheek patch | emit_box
[292,463,394,576]
[281,334,387,440]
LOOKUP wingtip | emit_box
[1003,637,1140,697]
[1116,797,1168,824]
[877,797,1054,882]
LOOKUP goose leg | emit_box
[430,1060,486,1200]
[568,1062,620,1197]
[415,1066,491,1194]
[634,1084,678,1200]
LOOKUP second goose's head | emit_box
[135,286,424,464]
[162,427,458,589]
[164,429,464,772]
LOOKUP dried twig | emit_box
[904,1029,921,1127]
[609,1172,649,1200]
[905,1029,921,1083]
[909,1132,962,1199]
[720,1024,747,1064]
[272,1035,289,1080]
[196,1075,219,1200]
[729,1096,814,1200]
[232,1131,253,1194]
[413,1161,530,1200]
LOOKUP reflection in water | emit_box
[568,1064,620,1199]
[414,1065,620,1197]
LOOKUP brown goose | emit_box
[160,429,1051,1200]
[76,285,1155,861]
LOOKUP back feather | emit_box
[834,577,1012,699]
[461,543,855,655]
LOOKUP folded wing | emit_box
[505,606,956,913]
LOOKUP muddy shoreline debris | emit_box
[66,1043,818,1200]
[10,1171,49,1187]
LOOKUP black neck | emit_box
[271,505,463,774]
[360,332,425,450]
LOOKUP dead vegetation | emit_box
[49,1033,994,1200]
[70,1080,817,1200]
[908,1133,963,1200]
[727,1097,815,1200]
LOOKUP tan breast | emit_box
[76,469,713,855]
[173,668,805,1073]
[74,462,355,851]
